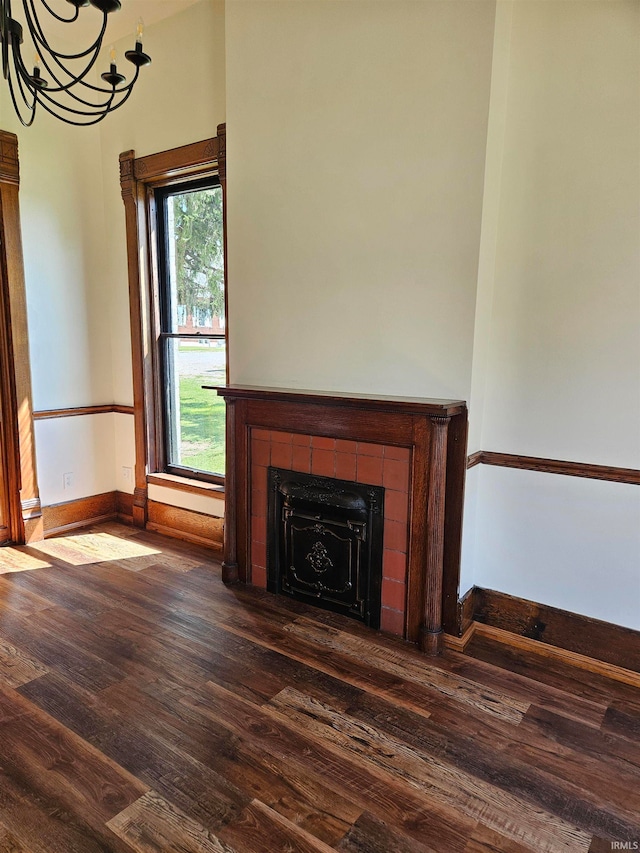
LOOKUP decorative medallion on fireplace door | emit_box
[267,467,384,628]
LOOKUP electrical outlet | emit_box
[122,466,133,483]
[63,472,74,489]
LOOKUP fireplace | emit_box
[245,430,411,637]
[267,467,384,627]
[212,385,468,654]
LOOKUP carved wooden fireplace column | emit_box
[421,415,451,654]
[212,385,468,653]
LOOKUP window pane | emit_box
[164,338,226,476]
[165,185,224,334]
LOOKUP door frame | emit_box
[0,131,42,544]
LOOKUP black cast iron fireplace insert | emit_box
[267,467,384,627]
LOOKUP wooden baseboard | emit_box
[472,622,640,689]
[41,491,223,552]
[116,491,134,523]
[443,623,476,653]
[23,515,44,543]
[43,492,120,537]
[458,586,476,636]
[471,586,640,675]
[147,500,224,551]
[43,490,135,535]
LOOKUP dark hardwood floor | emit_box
[0,521,637,852]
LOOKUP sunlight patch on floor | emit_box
[30,532,161,568]
[0,548,51,574]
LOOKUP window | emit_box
[120,128,227,525]
[157,178,226,478]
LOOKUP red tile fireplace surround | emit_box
[214,386,468,655]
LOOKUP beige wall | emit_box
[225,0,496,401]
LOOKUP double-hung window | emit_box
[156,178,226,479]
[120,129,227,525]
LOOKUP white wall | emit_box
[35,416,116,505]
[0,73,112,413]
[459,465,479,598]
[468,0,513,454]
[19,124,113,412]
[0,52,112,506]
[479,0,640,465]
[226,0,496,401]
[468,1,640,628]
[474,466,640,630]
[147,483,225,518]
[20,133,113,506]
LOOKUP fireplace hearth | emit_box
[267,467,384,627]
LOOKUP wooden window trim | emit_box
[147,472,225,499]
[120,126,227,527]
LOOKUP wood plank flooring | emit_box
[0,522,637,853]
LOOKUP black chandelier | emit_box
[0,0,151,126]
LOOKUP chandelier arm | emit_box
[34,0,81,24]
[37,92,115,120]
[27,44,110,98]
[37,80,127,113]
[35,68,139,115]
[26,48,139,103]
[35,98,113,125]
[11,42,34,100]
[27,0,108,60]
[11,36,103,105]
[7,80,36,125]
[29,28,106,63]
[35,83,137,126]
[12,24,132,105]
[8,48,37,126]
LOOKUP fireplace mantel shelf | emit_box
[208,385,465,418]
[212,384,468,655]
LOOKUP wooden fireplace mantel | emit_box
[211,384,468,655]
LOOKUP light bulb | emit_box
[110,45,116,63]
[136,17,144,40]
[31,52,47,88]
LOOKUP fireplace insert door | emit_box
[267,467,383,627]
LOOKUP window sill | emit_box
[147,473,225,499]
